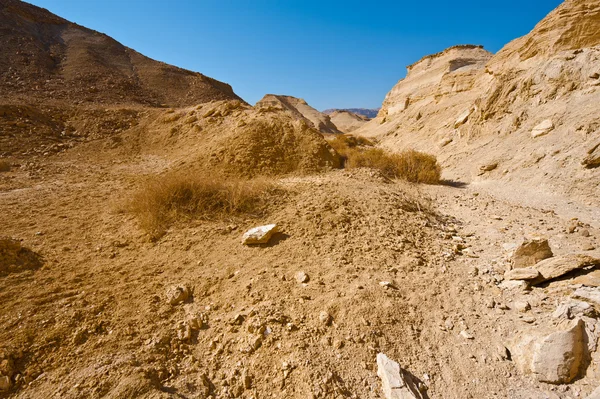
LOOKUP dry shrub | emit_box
[328,135,441,184]
[129,173,281,239]
[0,160,10,172]
[347,148,441,184]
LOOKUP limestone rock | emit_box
[531,119,554,138]
[505,267,540,281]
[531,254,600,285]
[512,238,553,269]
[478,162,498,174]
[376,353,424,399]
[241,224,278,245]
[553,300,595,319]
[532,319,586,384]
[573,287,600,307]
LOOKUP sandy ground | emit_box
[1,147,599,399]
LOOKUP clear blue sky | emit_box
[27,0,563,110]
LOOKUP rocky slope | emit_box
[255,95,342,134]
[0,0,242,108]
[357,0,600,205]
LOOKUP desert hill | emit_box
[327,110,369,133]
[323,108,380,119]
[255,94,342,134]
[0,0,242,108]
[357,0,600,205]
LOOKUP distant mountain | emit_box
[0,0,243,107]
[322,108,380,119]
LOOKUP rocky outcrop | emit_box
[255,95,342,134]
[357,0,600,203]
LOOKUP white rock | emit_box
[499,280,529,291]
[241,224,278,245]
[460,330,474,339]
[532,319,586,384]
[376,353,424,399]
[531,119,554,138]
[295,271,309,284]
[454,109,472,128]
[573,287,600,306]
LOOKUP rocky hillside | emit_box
[255,95,342,134]
[0,0,242,107]
[357,0,600,204]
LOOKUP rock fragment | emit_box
[295,271,309,284]
[511,238,553,269]
[573,287,600,307]
[531,119,554,138]
[166,285,191,305]
[582,142,600,169]
[376,353,425,399]
[505,267,540,281]
[319,311,332,326]
[241,224,278,245]
[531,254,600,285]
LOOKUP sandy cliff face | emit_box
[255,95,342,134]
[358,0,600,203]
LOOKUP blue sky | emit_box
[27,0,563,110]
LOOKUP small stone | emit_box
[241,224,278,245]
[513,301,531,313]
[166,285,190,305]
[460,330,474,340]
[485,298,496,309]
[295,271,309,284]
[531,119,554,138]
[499,280,529,291]
[444,319,454,330]
[0,376,10,391]
[333,339,344,349]
[580,229,590,237]
[319,311,332,326]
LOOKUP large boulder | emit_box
[510,319,587,384]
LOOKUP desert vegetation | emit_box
[329,134,442,183]
[128,173,281,239]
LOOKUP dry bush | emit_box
[0,160,10,172]
[328,135,441,184]
[328,134,374,158]
[129,173,281,239]
[346,148,441,184]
